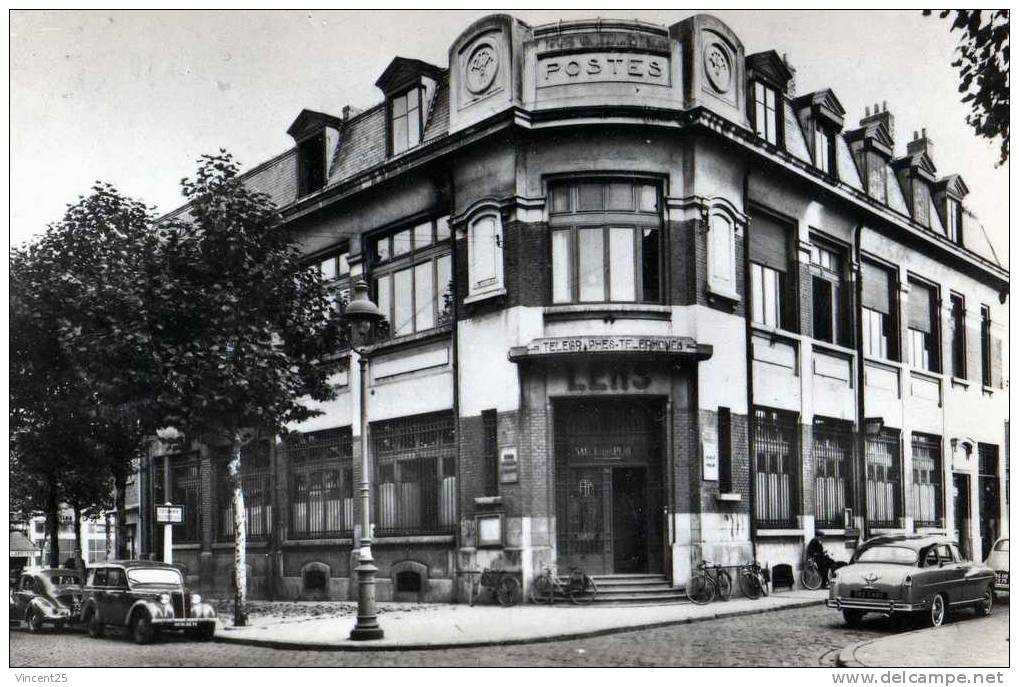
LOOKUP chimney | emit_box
[907,127,934,157]
[342,105,363,121]
[859,100,894,141]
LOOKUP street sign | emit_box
[155,504,185,524]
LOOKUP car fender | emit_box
[81,598,100,619]
[192,602,217,620]
[26,597,64,620]
[123,599,173,626]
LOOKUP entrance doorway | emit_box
[953,473,971,560]
[978,445,1000,560]
[555,398,664,575]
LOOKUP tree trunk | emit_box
[228,431,248,627]
[46,482,60,568]
[72,506,85,578]
[114,473,128,559]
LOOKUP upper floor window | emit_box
[810,242,850,346]
[548,178,661,305]
[372,216,452,338]
[752,81,781,146]
[907,279,939,373]
[707,208,739,300]
[317,249,351,313]
[466,211,504,299]
[389,87,423,155]
[297,133,327,197]
[980,305,992,387]
[946,199,963,244]
[950,293,966,379]
[749,212,794,330]
[861,260,898,361]
[813,123,836,177]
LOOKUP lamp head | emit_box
[343,279,384,336]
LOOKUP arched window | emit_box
[467,210,504,299]
[707,204,740,300]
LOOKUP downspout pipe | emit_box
[742,168,757,564]
[853,223,868,543]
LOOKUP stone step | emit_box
[593,583,677,593]
[588,591,689,604]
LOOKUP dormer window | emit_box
[946,198,963,244]
[813,123,836,177]
[752,81,781,146]
[297,133,327,197]
[389,86,423,155]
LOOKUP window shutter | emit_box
[991,335,1003,388]
[749,213,790,271]
[908,282,933,333]
[861,262,891,314]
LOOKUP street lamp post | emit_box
[344,279,385,641]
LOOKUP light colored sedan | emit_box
[985,538,1008,593]
[827,534,995,628]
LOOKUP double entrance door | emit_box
[555,398,664,575]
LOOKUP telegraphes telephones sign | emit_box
[516,335,700,357]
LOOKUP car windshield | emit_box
[994,539,1009,552]
[855,546,918,565]
[48,574,81,586]
[126,569,182,586]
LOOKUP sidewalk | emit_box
[213,589,826,651]
[838,605,1009,667]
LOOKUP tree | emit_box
[925,10,1010,165]
[154,152,343,625]
[10,183,160,563]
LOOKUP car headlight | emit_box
[159,593,171,605]
[190,593,202,606]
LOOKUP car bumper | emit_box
[827,597,925,613]
[151,618,215,629]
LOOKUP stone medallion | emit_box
[465,42,499,95]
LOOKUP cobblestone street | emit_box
[14,603,1002,667]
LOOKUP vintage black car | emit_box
[80,560,217,644]
[10,568,83,631]
[827,534,995,628]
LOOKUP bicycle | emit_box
[465,568,521,607]
[687,561,732,605]
[801,555,846,590]
[529,565,598,605]
[737,560,769,600]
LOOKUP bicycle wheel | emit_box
[496,576,522,607]
[687,573,715,605]
[801,563,823,590]
[568,574,598,605]
[716,569,733,601]
[530,574,555,604]
[739,569,763,600]
[757,571,770,596]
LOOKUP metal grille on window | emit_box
[372,412,456,536]
[813,419,853,528]
[753,408,799,529]
[285,428,354,539]
[215,441,272,542]
[169,456,202,544]
[911,434,943,528]
[866,430,901,528]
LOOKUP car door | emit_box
[14,575,36,619]
[90,568,110,624]
[104,568,131,626]
[954,542,989,601]
[935,543,967,604]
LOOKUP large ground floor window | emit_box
[911,433,943,528]
[215,440,272,542]
[866,430,902,528]
[284,428,354,539]
[753,408,799,529]
[813,419,853,528]
[372,411,457,535]
[154,453,203,545]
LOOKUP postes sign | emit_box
[538,52,670,88]
[155,504,185,525]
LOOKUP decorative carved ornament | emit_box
[703,42,733,94]
[465,42,499,95]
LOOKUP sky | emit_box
[9,9,1009,259]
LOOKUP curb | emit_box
[213,596,825,652]
[836,622,945,668]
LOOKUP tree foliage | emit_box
[155,151,343,624]
[926,10,1010,165]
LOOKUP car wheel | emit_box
[975,586,994,617]
[27,609,44,633]
[85,610,105,638]
[131,611,156,645]
[929,593,947,628]
[842,609,865,627]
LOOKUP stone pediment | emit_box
[794,88,846,130]
[286,109,342,141]
[375,56,443,93]
[936,173,970,199]
[745,50,793,90]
